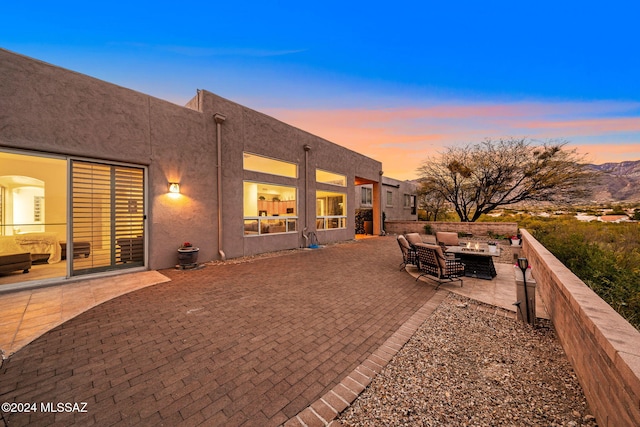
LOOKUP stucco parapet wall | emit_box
[381,176,417,188]
[196,90,383,181]
[0,49,208,166]
[384,221,518,237]
[521,229,640,426]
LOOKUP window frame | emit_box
[243,181,298,236]
[404,194,411,209]
[316,190,347,230]
[316,169,346,187]
[361,187,372,206]
[243,152,298,178]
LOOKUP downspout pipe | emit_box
[214,113,227,260]
[302,144,311,248]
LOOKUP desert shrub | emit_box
[528,219,640,329]
[488,230,508,240]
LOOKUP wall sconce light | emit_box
[168,182,180,194]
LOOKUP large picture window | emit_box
[316,190,346,230]
[316,169,346,186]
[243,182,297,235]
[243,153,297,178]
[0,152,67,287]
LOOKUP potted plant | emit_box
[177,241,199,268]
[487,241,498,253]
[510,235,521,246]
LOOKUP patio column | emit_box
[372,176,382,235]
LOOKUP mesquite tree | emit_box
[417,138,595,222]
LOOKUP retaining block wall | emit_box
[384,221,518,237]
[521,229,640,426]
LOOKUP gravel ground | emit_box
[338,293,598,427]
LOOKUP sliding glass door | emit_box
[71,160,145,275]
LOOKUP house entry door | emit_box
[70,160,145,276]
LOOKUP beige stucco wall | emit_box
[0,49,383,274]
[380,177,418,221]
[0,49,215,269]
[0,50,153,163]
[196,90,382,258]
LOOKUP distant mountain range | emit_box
[586,160,640,203]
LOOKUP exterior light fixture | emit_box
[168,182,180,194]
[517,257,529,271]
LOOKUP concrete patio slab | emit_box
[406,263,550,320]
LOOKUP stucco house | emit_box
[0,49,383,290]
[379,177,418,221]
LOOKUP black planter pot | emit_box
[177,248,199,268]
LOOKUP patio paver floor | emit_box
[1,236,443,426]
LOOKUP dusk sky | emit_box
[2,1,639,180]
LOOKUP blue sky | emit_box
[2,1,639,179]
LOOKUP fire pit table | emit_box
[445,245,500,280]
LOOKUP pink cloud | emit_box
[264,101,640,181]
[518,117,640,134]
[573,143,640,164]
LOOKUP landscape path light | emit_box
[517,257,532,325]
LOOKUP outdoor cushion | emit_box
[405,233,423,247]
[398,235,412,251]
[414,242,464,288]
[436,231,460,247]
[397,235,418,269]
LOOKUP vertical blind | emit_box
[71,161,145,275]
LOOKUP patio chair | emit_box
[414,242,464,289]
[397,235,418,270]
[435,231,461,249]
[404,233,423,248]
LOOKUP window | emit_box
[243,182,297,235]
[316,190,346,230]
[386,191,393,207]
[243,152,297,178]
[404,194,411,208]
[361,187,372,206]
[0,186,4,235]
[33,196,44,222]
[316,169,346,186]
[1,151,67,285]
